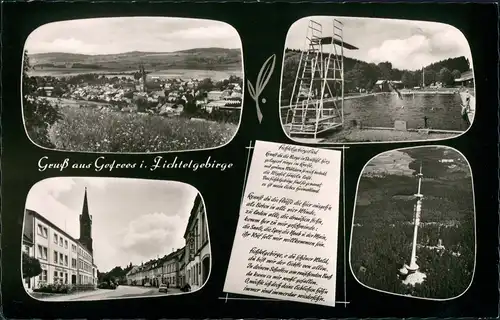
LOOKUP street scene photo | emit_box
[349,146,475,299]
[280,16,474,143]
[22,177,211,301]
[22,17,243,152]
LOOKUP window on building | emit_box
[65,273,68,284]
[201,212,206,244]
[72,244,76,252]
[39,269,47,282]
[195,264,199,285]
[59,253,64,265]
[59,237,63,247]
[54,233,58,244]
[38,245,47,260]
[54,250,58,264]
[72,258,77,268]
[37,224,43,236]
[64,240,68,248]
[53,271,58,282]
[195,223,199,251]
[43,227,48,238]
[65,255,68,266]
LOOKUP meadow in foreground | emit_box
[47,106,238,152]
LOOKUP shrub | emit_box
[33,283,96,294]
[22,253,42,279]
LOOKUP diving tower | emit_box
[284,19,358,140]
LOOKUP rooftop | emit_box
[455,70,474,82]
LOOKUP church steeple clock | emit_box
[79,187,93,253]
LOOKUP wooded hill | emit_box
[281,48,471,100]
[28,48,242,71]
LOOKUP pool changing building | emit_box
[22,188,97,291]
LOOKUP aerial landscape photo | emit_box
[22,17,243,152]
[280,17,474,143]
[350,146,475,299]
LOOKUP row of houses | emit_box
[22,188,98,291]
[125,194,211,291]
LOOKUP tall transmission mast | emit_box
[399,162,427,286]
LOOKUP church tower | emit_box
[79,187,93,253]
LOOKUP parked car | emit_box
[158,284,169,293]
[97,282,116,290]
[180,283,191,292]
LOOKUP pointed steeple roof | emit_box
[82,187,91,219]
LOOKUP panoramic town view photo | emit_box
[349,146,475,299]
[22,178,211,301]
[22,17,243,152]
[280,17,474,143]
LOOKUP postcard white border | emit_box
[278,16,476,145]
[348,145,477,301]
[20,177,213,302]
[20,16,245,154]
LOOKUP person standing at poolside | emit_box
[461,90,471,126]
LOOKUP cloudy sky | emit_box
[25,177,200,272]
[286,16,472,71]
[25,17,241,54]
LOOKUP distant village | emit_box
[33,67,243,117]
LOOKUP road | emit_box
[38,285,183,301]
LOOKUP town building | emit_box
[375,80,403,91]
[36,86,54,96]
[161,247,184,288]
[183,194,211,291]
[125,265,140,285]
[123,194,211,291]
[207,90,223,101]
[178,248,186,288]
[23,187,97,291]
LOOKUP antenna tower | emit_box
[399,161,427,286]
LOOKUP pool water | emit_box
[343,93,469,131]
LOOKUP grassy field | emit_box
[47,106,238,152]
[350,147,475,299]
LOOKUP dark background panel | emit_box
[1,2,498,319]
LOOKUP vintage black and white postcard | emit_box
[1,2,498,319]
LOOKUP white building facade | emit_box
[183,194,211,291]
[22,188,97,290]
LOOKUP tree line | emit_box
[97,263,135,285]
[281,48,470,101]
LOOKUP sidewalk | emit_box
[31,289,105,301]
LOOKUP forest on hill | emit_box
[28,48,242,71]
[281,48,471,102]
[350,147,475,299]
